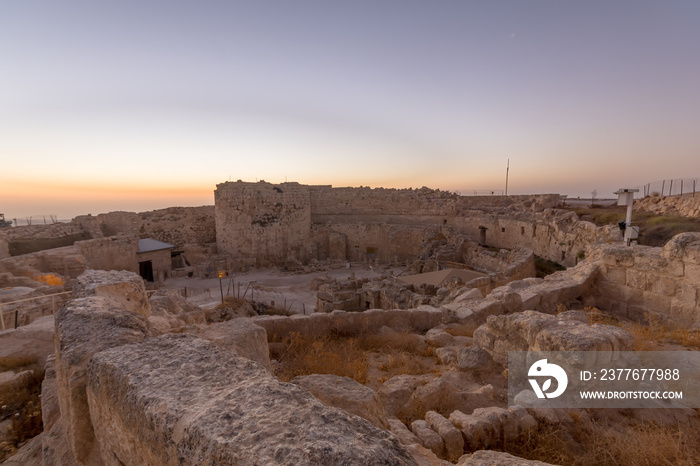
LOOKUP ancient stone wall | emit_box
[215,181,313,267]
[215,182,601,268]
[0,221,95,260]
[75,236,139,274]
[252,307,445,342]
[587,232,700,324]
[96,206,216,247]
[634,194,700,217]
[309,185,459,223]
[451,210,618,268]
[320,224,427,263]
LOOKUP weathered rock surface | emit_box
[86,334,417,465]
[388,418,421,445]
[404,444,453,466]
[378,374,429,419]
[195,317,272,371]
[425,410,464,462]
[54,295,154,465]
[410,419,444,458]
[456,346,495,373]
[410,372,498,419]
[457,450,559,465]
[12,314,55,341]
[72,269,151,317]
[449,406,537,452]
[2,432,44,466]
[473,310,634,365]
[292,374,389,429]
[148,289,205,332]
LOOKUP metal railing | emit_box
[0,291,72,330]
[641,178,699,197]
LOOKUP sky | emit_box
[2,0,700,220]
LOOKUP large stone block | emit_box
[602,265,627,285]
[473,311,633,365]
[626,269,647,290]
[72,269,151,317]
[641,290,672,314]
[645,273,677,296]
[86,334,416,466]
[196,318,272,371]
[425,410,464,462]
[54,296,154,465]
[410,420,444,458]
[448,410,494,450]
[292,374,389,429]
[388,418,421,446]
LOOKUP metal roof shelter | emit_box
[137,238,175,254]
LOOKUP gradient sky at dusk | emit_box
[2,1,699,219]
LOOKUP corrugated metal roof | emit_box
[137,238,175,254]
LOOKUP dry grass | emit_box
[272,329,438,384]
[0,369,44,462]
[572,206,700,247]
[582,307,700,351]
[505,420,700,466]
[273,332,369,383]
[623,314,700,351]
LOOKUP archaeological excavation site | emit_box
[1,181,700,465]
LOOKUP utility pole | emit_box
[505,159,510,196]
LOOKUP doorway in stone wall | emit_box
[139,260,154,282]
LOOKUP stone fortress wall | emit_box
[214,182,313,267]
[215,180,605,269]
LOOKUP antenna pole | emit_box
[505,159,510,196]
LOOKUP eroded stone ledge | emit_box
[86,333,417,465]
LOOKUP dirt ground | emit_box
[162,264,405,314]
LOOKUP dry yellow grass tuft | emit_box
[505,420,700,466]
[582,307,700,351]
[272,329,439,384]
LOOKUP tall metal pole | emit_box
[505,159,510,196]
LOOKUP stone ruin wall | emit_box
[215,181,595,269]
[0,222,92,260]
[634,194,700,217]
[215,182,313,267]
[0,206,216,262]
[12,232,700,464]
[309,185,459,223]
[587,232,700,324]
[94,206,216,247]
[450,210,617,268]
[313,224,428,264]
[440,233,700,329]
